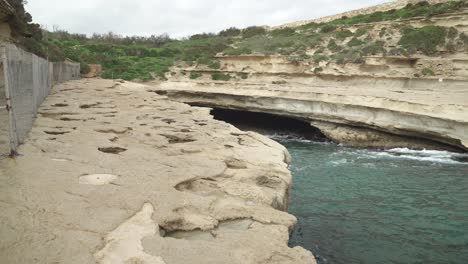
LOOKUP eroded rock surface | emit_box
[0,79,315,264]
[151,55,468,151]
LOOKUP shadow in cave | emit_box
[209,108,328,142]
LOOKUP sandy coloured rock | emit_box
[0,79,316,264]
[152,54,468,151]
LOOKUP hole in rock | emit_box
[208,108,327,142]
[160,219,254,240]
[163,119,176,124]
[95,128,129,134]
[160,134,196,144]
[153,90,168,96]
[98,147,127,154]
[80,103,100,109]
[44,131,71,135]
[60,117,81,121]
[52,103,69,107]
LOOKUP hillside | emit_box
[275,0,456,28]
[11,0,468,81]
[168,0,468,81]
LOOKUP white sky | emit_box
[26,0,390,38]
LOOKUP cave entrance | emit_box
[209,108,328,142]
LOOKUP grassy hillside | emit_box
[14,0,468,80]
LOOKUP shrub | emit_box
[298,22,319,31]
[242,26,267,38]
[445,42,457,52]
[307,35,323,48]
[208,60,221,69]
[314,67,324,74]
[238,72,249,79]
[313,54,328,63]
[362,41,386,55]
[388,47,407,56]
[353,54,365,64]
[314,47,325,54]
[327,39,341,52]
[80,62,90,74]
[448,27,458,39]
[271,27,296,37]
[398,25,446,55]
[367,11,384,22]
[320,24,337,33]
[460,33,468,44]
[190,72,202,79]
[379,27,387,37]
[224,47,252,55]
[335,30,353,40]
[287,53,310,63]
[422,67,435,76]
[219,27,241,37]
[347,37,364,47]
[190,33,215,40]
[211,73,231,81]
[354,27,367,37]
[334,49,364,64]
[364,34,372,42]
[272,80,287,85]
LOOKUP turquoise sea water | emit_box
[209,108,468,264]
[282,139,468,264]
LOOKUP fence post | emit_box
[1,44,18,156]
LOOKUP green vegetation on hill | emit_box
[10,0,468,80]
[399,25,447,55]
[327,0,467,25]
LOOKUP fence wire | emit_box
[0,44,80,157]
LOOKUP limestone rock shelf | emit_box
[153,61,468,151]
[0,79,315,264]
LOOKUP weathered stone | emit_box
[0,79,315,264]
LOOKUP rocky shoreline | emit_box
[152,65,468,152]
[0,79,316,264]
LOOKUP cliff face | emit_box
[151,5,468,151]
[153,73,468,151]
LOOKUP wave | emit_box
[266,133,314,143]
[270,134,468,165]
[374,148,468,165]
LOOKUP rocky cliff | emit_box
[151,2,468,151]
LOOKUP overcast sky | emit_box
[26,0,390,38]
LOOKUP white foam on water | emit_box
[373,148,468,165]
[266,133,314,143]
[329,158,349,166]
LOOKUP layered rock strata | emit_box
[152,55,468,151]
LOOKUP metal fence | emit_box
[0,43,80,157]
[0,61,9,157]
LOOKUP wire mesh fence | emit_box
[0,43,80,157]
